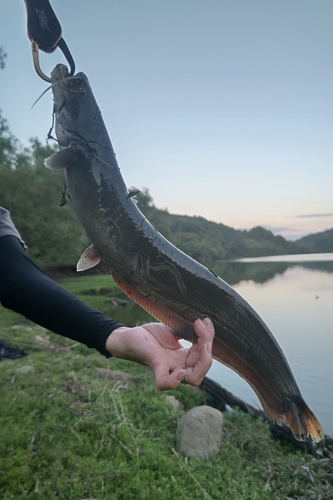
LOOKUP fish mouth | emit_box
[51,63,69,81]
[51,64,85,87]
[51,65,90,105]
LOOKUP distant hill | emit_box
[297,228,333,253]
[135,189,332,261]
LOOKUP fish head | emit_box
[50,64,104,149]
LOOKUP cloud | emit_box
[296,213,333,218]
[261,225,306,240]
[262,225,291,234]
[260,224,333,241]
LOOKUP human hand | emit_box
[105,318,215,391]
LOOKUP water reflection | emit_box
[204,253,333,286]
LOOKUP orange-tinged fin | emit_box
[77,244,102,272]
[112,274,197,342]
[113,274,324,443]
[264,396,324,443]
[206,336,325,442]
[210,337,324,442]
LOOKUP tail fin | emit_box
[263,396,324,442]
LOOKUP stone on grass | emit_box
[177,405,223,460]
[165,395,185,411]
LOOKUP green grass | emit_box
[60,274,155,327]
[0,275,332,499]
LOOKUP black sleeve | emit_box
[0,235,124,357]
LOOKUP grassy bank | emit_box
[0,275,332,499]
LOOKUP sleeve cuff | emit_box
[96,320,125,357]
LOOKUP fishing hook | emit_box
[24,0,75,82]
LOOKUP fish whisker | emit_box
[30,75,83,111]
[30,84,53,110]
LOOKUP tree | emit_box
[0,111,22,170]
[0,118,89,268]
[130,187,154,209]
[0,47,6,70]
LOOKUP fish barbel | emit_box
[46,64,324,442]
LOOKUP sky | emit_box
[1,0,333,240]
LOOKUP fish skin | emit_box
[47,64,324,442]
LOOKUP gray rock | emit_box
[176,405,223,460]
[165,395,185,411]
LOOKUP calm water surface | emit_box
[207,253,333,436]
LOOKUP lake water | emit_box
[206,253,333,436]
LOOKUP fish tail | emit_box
[263,396,324,442]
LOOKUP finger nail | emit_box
[203,317,213,328]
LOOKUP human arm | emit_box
[0,229,214,388]
[0,235,123,355]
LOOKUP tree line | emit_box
[0,110,331,271]
[136,191,332,262]
[0,111,89,268]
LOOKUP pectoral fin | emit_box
[44,147,78,170]
[77,244,102,271]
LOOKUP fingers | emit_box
[184,344,212,386]
[184,317,214,386]
[132,318,215,391]
[193,317,215,345]
[153,364,187,391]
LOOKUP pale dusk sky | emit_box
[1,0,332,240]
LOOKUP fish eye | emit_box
[79,88,87,94]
